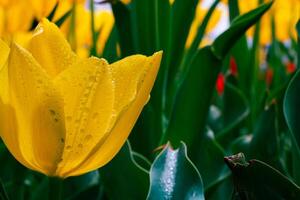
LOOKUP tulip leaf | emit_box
[284,70,300,156]
[168,0,198,80]
[102,26,119,63]
[111,1,135,57]
[147,142,204,200]
[165,46,221,147]
[100,141,149,200]
[174,0,220,95]
[0,178,9,200]
[193,128,227,188]
[212,1,273,59]
[225,153,300,199]
[133,0,157,54]
[216,83,249,143]
[228,0,252,94]
[249,105,280,167]
[63,171,100,199]
[166,2,272,148]
[54,10,72,27]
[47,2,59,21]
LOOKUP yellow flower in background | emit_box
[0,19,162,178]
[59,3,114,58]
[186,2,222,48]
[0,0,34,36]
[239,0,299,45]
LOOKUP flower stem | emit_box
[48,177,63,200]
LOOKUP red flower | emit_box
[229,56,238,76]
[266,68,273,86]
[216,73,225,96]
[286,62,296,74]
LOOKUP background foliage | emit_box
[0,0,299,199]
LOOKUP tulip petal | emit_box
[2,43,66,175]
[28,19,77,78]
[63,51,162,177]
[53,57,115,176]
[0,40,36,171]
[0,39,9,69]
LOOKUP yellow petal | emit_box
[28,18,77,78]
[0,39,9,69]
[1,43,66,175]
[53,57,115,177]
[64,51,162,177]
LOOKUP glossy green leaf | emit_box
[147,142,204,200]
[225,153,300,199]
[100,141,149,200]
[212,1,273,59]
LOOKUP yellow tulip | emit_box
[0,1,34,36]
[238,0,299,44]
[186,2,222,48]
[0,19,162,178]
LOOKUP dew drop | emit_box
[66,145,72,150]
[85,134,93,141]
[49,109,56,115]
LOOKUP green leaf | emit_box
[172,0,220,96]
[133,0,157,54]
[54,10,72,27]
[212,1,273,59]
[63,171,100,199]
[225,153,300,199]
[147,142,204,200]
[249,105,279,167]
[165,46,221,147]
[111,1,135,57]
[284,69,300,183]
[216,83,249,142]
[102,26,119,63]
[100,141,149,200]
[165,2,272,148]
[167,0,198,80]
[47,3,59,21]
[228,0,252,95]
[193,128,226,187]
[0,178,9,200]
[284,70,300,156]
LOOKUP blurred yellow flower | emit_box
[239,0,299,44]
[0,0,34,36]
[60,4,114,57]
[0,19,162,178]
[186,2,222,48]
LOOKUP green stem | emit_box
[48,177,63,200]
